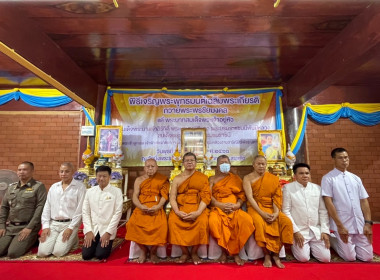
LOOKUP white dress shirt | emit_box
[283,181,330,240]
[82,184,123,240]
[41,179,86,230]
[321,168,369,234]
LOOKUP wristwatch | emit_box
[364,220,373,225]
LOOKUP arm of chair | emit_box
[122,195,132,221]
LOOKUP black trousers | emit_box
[82,233,113,260]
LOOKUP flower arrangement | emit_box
[203,152,213,170]
[279,179,291,188]
[73,171,88,182]
[111,172,123,180]
[88,178,98,187]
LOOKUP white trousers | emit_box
[245,235,286,260]
[129,241,168,259]
[130,235,286,261]
[170,244,208,258]
[207,235,248,260]
[291,235,331,263]
[37,221,79,257]
[129,242,208,259]
[330,232,373,262]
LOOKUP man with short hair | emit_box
[168,152,211,265]
[37,162,86,257]
[0,162,47,258]
[82,165,123,260]
[209,155,254,265]
[243,155,293,268]
[322,148,373,262]
[125,158,169,263]
[282,163,331,263]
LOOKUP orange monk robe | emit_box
[247,172,293,253]
[125,173,169,246]
[209,173,254,255]
[168,171,211,246]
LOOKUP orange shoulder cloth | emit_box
[213,172,245,202]
[251,172,282,209]
[140,172,170,201]
[177,171,211,206]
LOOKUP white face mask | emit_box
[219,163,231,173]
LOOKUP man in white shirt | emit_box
[322,148,373,262]
[38,162,86,257]
[283,163,330,262]
[82,165,123,260]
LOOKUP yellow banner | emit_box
[112,92,277,166]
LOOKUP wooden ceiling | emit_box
[1,0,380,108]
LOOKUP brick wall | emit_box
[306,119,380,221]
[0,111,82,188]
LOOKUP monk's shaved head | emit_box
[183,152,196,162]
[217,155,230,165]
[145,158,157,166]
[253,155,266,163]
[252,155,267,176]
[144,158,158,177]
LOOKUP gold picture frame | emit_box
[94,125,123,157]
[257,130,285,161]
[181,128,207,160]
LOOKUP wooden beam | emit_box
[308,86,380,104]
[37,17,351,35]
[52,33,335,48]
[285,2,380,107]
[0,6,98,108]
[23,1,370,18]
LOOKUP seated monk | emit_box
[243,155,293,268]
[125,159,169,263]
[209,155,254,265]
[168,152,211,265]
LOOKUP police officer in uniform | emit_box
[0,162,47,258]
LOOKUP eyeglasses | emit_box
[184,159,196,163]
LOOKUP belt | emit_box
[53,219,72,223]
[10,221,28,226]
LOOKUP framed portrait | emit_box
[181,128,207,160]
[95,125,123,157]
[257,130,285,161]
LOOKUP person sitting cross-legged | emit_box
[168,152,211,265]
[208,155,254,265]
[243,155,293,268]
[125,159,169,263]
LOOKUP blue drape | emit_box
[0,90,72,107]
[291,104,380,155]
